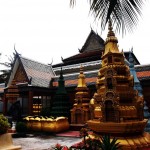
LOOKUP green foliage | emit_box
[0,52,15,84]
[100,135,122,150]
[0,70,10,84]
[0,114,10,134]
[71,132,121,150]
[16,121,27,133]
[70,0,144,35]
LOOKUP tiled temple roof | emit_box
[53,60,101,76]
[79,29,104,53]
[135,65,150,80]
[7,54,55,88]
[52,64,150,87]
[52,70,99,87]
[135,64,150,72]
[20,56,55,87]
[53,30,140,68]
[53,30,104,67]
[62,50,103,63]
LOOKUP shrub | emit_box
[0,114,10,134]
[99,135,122,150]
[16,121,27,133]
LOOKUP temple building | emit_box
[52,29,150,112]
[3,53,56,116]
[1,27,150,125]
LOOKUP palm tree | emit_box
[70,0,144,35]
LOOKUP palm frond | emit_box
[70,0,76,7]
[100,135,121,150]
[90,0,144,34]
[70,0,144,35]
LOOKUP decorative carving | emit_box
[14,65,28,83]
[106,91,114,99]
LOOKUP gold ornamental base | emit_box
[89,132,150,150]
[24,116,70,133]
[87,119,150,149]
[87,119,148,135]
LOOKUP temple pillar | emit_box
[28,91,33,115]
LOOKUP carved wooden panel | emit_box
[14,65,28,83]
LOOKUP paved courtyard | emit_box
[13,134,82,150]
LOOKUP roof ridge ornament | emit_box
[13,43,20,57]
[129,49,134,68]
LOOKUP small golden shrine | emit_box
[71,65,91,124]
[87,21,150,149]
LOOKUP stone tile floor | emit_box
[13,134,82,150]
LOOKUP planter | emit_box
[25,116,70,133]
[41,118,56,132]
[30,117,42,131]
[0,133,21,150]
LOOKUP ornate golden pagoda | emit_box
[88,21,150,149]
[70,65,90,124]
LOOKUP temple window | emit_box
[108,56,112,63]
[33,96,42,116]
[107,78,113,89]
[114,58,120,62]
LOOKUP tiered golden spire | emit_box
[103,20,119,56]
[107,20,116,38]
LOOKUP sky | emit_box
[0,0,150,69]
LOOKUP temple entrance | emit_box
[105,100,115,122]
[75,109,83,124]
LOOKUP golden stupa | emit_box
[87,21,150,149]
[71,65,91,124]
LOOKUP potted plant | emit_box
[14,121,28,137]
[0,114,10,134]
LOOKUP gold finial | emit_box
[77,65,87,88]
[106,19,117,41]
[107,20,115,37]
[103,19,119,56]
